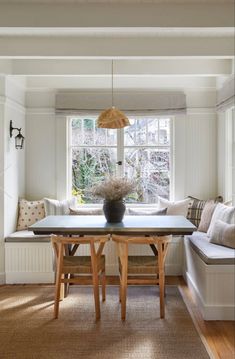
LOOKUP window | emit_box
[69,116,172,204]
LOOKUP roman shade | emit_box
[55,91,186,116]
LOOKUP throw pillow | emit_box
[128,208,167,216]
[44,197,77,216]
[69,207,103,215]
[158,197,191,217]
[209,220,235,249]
[187,195,223,228]
[17,199,45,231]
[207,203,235,237]
[198,200,217,233]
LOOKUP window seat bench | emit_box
[4,229,184,283]
[184,232,235,320]
[5,231,54,284]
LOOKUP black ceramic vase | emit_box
[103,199,126,223]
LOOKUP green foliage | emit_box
[72,188,85,204]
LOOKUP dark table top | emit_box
[29,215,196,236]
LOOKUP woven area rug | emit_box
[0,285,210,359]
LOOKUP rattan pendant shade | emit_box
[97,107,130,129]
[97,61,130,129]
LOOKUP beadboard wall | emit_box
[5,242,54,284]
[5,236,183,283]
[0,77,25,284]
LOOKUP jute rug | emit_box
[0,285,210,359]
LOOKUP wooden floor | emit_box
[178,277,235,359]
[1,276,234,359]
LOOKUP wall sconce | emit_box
[9,120,25,149]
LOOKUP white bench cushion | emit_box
[5,230,50,243]
[186,231,235,265]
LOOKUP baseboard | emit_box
[5,272,55,284]
[0,272,5,284]
[185,271,235,321]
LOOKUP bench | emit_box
[183,231,235,320]
[5,229,183,282]
[5,231,54,284]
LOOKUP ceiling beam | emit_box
[0,3,234,28]
[0,35,234,58]
[6,59,231,76]
[26,76,217,90]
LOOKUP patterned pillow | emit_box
[17,199,45,231]
[187,196,223,228]
[197,200,217,232]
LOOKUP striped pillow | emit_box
[187,196,223,228]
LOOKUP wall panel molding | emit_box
[0,95,25,114]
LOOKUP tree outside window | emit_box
[70,116,171,204]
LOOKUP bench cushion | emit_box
[5,230,51,243]
[186,231,235,265]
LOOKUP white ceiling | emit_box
[0,0,233,91]
[0,0,233,3]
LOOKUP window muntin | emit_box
[70,116,171,204]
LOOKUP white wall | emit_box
[25,110,56,199]
[0,77,25,283]
[25,88,218,201]
[217,108,235,204]
[0,86,5,283]
[184,110,217,199]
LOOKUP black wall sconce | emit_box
[9,120,25,149]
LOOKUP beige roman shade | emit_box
[55,91,186,116]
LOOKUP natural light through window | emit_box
[69,116,171,204]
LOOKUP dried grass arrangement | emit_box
[92,177,135,201]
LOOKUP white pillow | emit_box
[43,197,77,216]
[128,208,167,216]
[69,207,103,215]
[207,203,235,237]
[158,196,191,217]
[209,220,235,249]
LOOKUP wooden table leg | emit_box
[157,239,165,319]
[54,242,63,319]
[101,268,106,302]
[90,241,101,321]
[119,242,128,321]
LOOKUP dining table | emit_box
[29,214,196,319]
[29,214,196,237]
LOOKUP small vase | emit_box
[103,199,126,223]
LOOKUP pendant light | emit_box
[97,60,130,129]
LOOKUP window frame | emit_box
[225,106,235,204]
[67,115,174,207]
